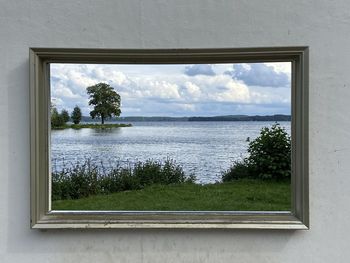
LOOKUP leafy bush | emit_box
[248,123,291,180]
[52,161,99,200]
[222,123,291,181]
[221,160,252,182]
[51,107,70,128]
[51,108,65,128]
[52,158,195,200]
[133,159,189,186]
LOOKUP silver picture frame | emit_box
[30,47,309,229]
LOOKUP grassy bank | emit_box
[52,123,132,130]
[52,179,291,211]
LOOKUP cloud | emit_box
[183,81,201,99]
[248,85,291,105]
[50,63,291,117]
[198,75,250,103]
[144,80,181,100]
[225,63,290,87]
[184,64,215,76]
[177,103,196,111]
[52,85,81,99]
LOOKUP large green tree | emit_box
[86,83,121,124]
[71,105,82,124]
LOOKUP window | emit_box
[30,47,309,229]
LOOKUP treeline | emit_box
[116,116,189,122]
[188,114,291,122]
[79,114,291,122]
[51,105,82,128]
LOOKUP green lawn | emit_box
[52,179,291,211]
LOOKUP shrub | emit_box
[222,123,291,182]
[51,107,70,128]
[132,158,188,186]
[51,108,65,128]
[247,123,291,180]
[52,160,99,200]
[221,160,252,182]
[52,158,195,200]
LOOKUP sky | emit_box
[50,62,291,117]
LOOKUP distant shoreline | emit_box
[79,114,291,122]
[52,123,132,130]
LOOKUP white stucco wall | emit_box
[1,0,350,262]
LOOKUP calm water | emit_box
[51,121,291,184]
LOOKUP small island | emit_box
[52,123,132,130]
[51,83,132,130]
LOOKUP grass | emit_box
[52,123,132,130]
[52,158,193,201]
[52,179,291,211]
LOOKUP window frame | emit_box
[30,47,309,229]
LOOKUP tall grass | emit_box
[52,158,195,201]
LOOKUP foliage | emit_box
[222,123,291,181]
[52,159,195,201]
[51,107,65,128]
[71,106,82,124]
[86,83,121,124]
[221,160,253,182]
[51,106,70,128]
[61,109,70,123]
[247,123,291,179]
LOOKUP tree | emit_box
[61,109,70,123]
[51,107,65,128]
[86,83,121,124]
[50,106,70,128]
[222,123,291,181]
[71,106,82,124]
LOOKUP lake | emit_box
[51,121,291,184]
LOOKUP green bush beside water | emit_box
[222,123,291,181]
[52,159,195,201]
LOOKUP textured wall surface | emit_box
[1,0,350,262]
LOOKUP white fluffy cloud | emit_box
[52,84,81,99]
[50,63,291,116]
[184,81,201,95]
